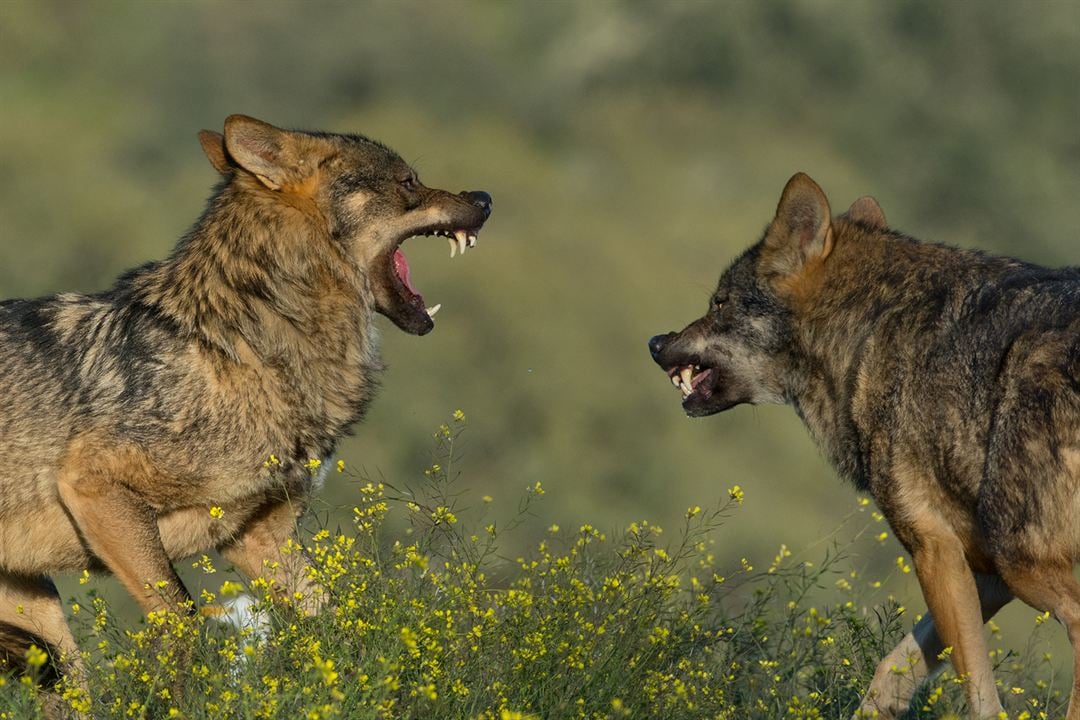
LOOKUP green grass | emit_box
[0,415,1069,719]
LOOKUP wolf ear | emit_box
[223,115,295,191]
[842,196,887,229]
[198,130,233,176]
[763,173,833,275]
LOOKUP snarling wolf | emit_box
[649,173,1080,719]
[0,115,491,689]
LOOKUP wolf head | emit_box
[648,173,886,417]
[198,115,492,336]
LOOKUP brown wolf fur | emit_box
[0,115,491,693]
[649,173,1080,719]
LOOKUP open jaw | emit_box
[663,361,721,415]
[382,224,483,335]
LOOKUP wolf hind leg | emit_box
[996,560,1080,720]
[855,573,1012,719]
[0,572,87,717]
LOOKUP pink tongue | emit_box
[392,249,421,299]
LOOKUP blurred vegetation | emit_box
[1,0,1079,684]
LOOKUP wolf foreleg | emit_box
[219,496,327,616]
[856,573,1012,718]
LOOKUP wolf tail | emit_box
[0,621,62,688]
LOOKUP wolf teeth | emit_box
[426,303,441,317]
[680,366,693,389]
[439,229,478,257]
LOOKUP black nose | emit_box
[461,190,492,219]
[649,333,675,361]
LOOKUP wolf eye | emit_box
[400,177,418,192]
[712,296,727,312]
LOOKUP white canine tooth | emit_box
[455,229,468,255]
[680,366,693,389]
[447,237,457,258]
[467,233,477,248]
[426,303,442,317]
[671,375,680,388]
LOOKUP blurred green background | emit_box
[2,0,1079,659]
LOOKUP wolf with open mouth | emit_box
[649,173,1080,719]
[0,114,491,698]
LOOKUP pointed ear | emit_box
[198,130,232,176]
[763,173,833,275]
[223,115,294,190]
[842,196,887,229]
